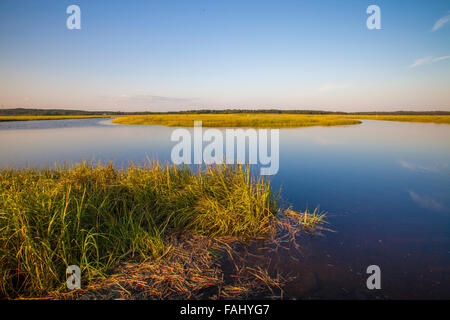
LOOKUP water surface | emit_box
[1,118,449,299]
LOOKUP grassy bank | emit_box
[112,114,362,128]
[0,162,323,299]
[0,115,114,122]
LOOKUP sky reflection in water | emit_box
[0,118,448,298]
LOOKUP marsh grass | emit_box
[112,114,362,128]
[0,161,328,299]
[58,234,289,300]
[112,113,450,128]
[0,161,297,298]
[285,207,327,233]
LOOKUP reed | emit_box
[0,161,329,298]
[112,113,450,128]
[285,207,327,233]
[0,162,286,298]
[112,114,361,128]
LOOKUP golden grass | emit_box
[0,115,113,122]
[60,205,326,300]
[0,161,326,299]
[112,113,450,128]
[57,234,287,300]
[112,114,362,128]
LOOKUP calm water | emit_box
[1,118,449,299]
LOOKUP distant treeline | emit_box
[1,107,449,116]
[174,109,450,115]
[0,108,111,116]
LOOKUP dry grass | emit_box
[112,113,450,128]
[112,114,362,128]
[55,235,223,300]
[51,208,328,300]
[0,161,328,299]
[54,234,288,300]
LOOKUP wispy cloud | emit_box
[115,94,192,104]
[109,94,196,111]
[399,160,448,173]
[432,12,450,31]
[408,190,447,212]
[409,55,450,68]
[317,83,350,92]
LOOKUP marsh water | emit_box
[1,118,449,299]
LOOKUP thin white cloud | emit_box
[115,94,192,104]
[399,160,448,173]
[432,12,450,31]
[317,83,350,92]
[408,190,447,212]
[399,160,434,172]
[409,55,450,68]
[434,55,450,62]
[114,94,195,106]
[104,93,197,111]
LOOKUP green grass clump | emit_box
[285,207,327,233]
[0,162,278,298]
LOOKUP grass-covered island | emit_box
[0,162,326,299]
[112,114,361,128]
[112,114,450,127]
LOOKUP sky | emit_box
[0,0,449,112]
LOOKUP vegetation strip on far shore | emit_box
[0,115,114,122]
[0,161,326,299]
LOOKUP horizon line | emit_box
[1,107,450,115]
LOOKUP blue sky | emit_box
[0,0,449,111]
